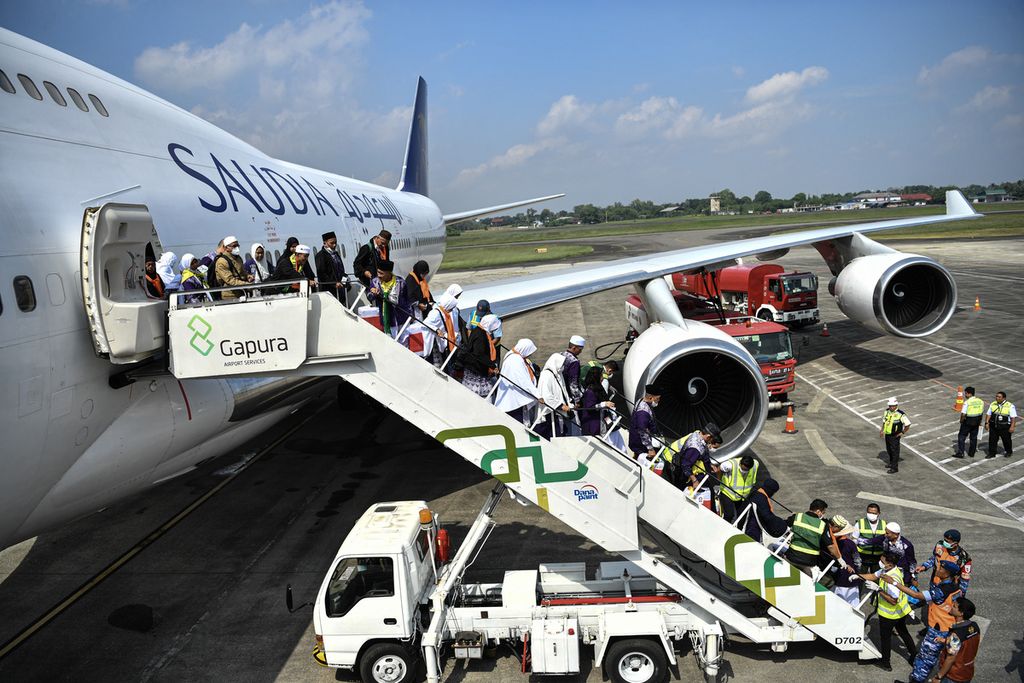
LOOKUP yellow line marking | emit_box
[0,408,323,661]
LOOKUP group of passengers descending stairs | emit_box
[167,287,876,657]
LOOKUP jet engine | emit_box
[623,321,768,460]
[832,253,956,338]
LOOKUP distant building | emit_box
[709,195,721,213]
[900,193,932,204]
[853,191,903,206]
[970,187,1013,203]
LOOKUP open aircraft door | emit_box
[80,203,167,364]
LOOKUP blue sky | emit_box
[3,1,1023,212]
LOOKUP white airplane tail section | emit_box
[945,189,978,217]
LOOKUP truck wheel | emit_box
[359,643,415,683]
[605,638,668,683]
[757,309,773,322]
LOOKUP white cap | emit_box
[569,335,586,347]
[887,522,901,534]
[223,235,239,247]
[886,396,899,406]
[295,244,311,255]
[719,460,733,473]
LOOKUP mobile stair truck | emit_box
[166,279,879,683]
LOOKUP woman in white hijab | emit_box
[535,352,572,438]
[494,339,539,424]
[155,251,181,291]
[444,283,463,300]
[423,293,461,367]
[461,313,501,397]
[244,243,270,283]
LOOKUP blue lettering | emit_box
[168,143,227,213]
[212,155,264,214]
[238,163,286,216]
[337,190,363,222]
[287,174,321,216]
[261,168,309,214]
[303,178,339,217]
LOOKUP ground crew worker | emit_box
[880,396,912,474]
[855,521,918,584]
[954,387,985,458]
[663,423,721,491]
[934,597,981,683]
[853,502,887,574]
[784,499,842,576]
[718,455,759,522]
[881,560,963,683]
[985,391,1016,458]
[917,529,972,595]
[856,550,918,673]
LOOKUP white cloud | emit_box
[707,99,813,144]
[745,66,828,103]
[959,85,1012,112]
[537,95,595,136]
[918,46,991,85]
[615,96,702,139]
[134,1,370,92]
[998,113,1024,129]
[455,138,564,185]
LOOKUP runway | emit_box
[1,231,1022,682]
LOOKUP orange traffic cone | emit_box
[783,405,798,434]
[820,322,830,337]
[974,297,981,311]
[954,385,964,412]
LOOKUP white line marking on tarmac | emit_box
[951,458,989,473]
[805,429,841,465]
[986,475,1024,496]
[800,372,1024,525]
[966,458,1024,484]
[855,492,1024,532]
[1002,492,1024,507]
[949,269,1024,283]
[915,339,1023,375]
[807,389,830,415]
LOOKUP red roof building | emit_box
[900,193,933,202]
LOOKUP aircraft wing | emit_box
[457,190,980,318]
[443,194,566,224]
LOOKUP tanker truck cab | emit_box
[313,501,435,678]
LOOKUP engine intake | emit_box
[834,253,956,338]
[623,322,768,459]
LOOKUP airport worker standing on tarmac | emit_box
[856,550,918,673]
[717,454,759,522]
[933,597,982,683]
[917,529,972,596]
[852,502,887,574]
[628,385,662,462]
[880,560,963,683]
[984,390,1017,457]
[954,386,985,459]
[880,396,912,474]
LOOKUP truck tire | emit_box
[756,309,773,322]
[359,643,416,683]
[605,638,668,683]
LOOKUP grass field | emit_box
[437,244,593,271]
[447,202,1024,248]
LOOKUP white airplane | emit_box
[0,27,980,551]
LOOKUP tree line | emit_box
[447,179,1023,235]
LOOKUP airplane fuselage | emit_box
[0,29,445,548]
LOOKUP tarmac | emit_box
[1,228,1022,683]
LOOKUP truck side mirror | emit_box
[286,584,294,612]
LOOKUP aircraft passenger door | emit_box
[80,203,167,364]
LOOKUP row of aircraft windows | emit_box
[1,276,37,315]
[0,69,109,116]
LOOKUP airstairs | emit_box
[167,282,878,659]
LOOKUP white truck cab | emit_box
[314,501,436,681]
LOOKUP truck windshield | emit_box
[325,557,394,618]
[782,275,816,294]
[734,332,793,363]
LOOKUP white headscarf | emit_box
[536,353,570,421]
[495,338,540,412]
[249,243,269,282]
[444,283,463,299]
[479,313,501,334]
[424,293,461,353]
[178,253,195,273]
[156,251,181,289]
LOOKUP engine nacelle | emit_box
[623,321,768,459]
[833,253,956,338]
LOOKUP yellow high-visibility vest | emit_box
[877,567,912,620]
[883,410,906,435]
[721,458,759,502]
[856,518,886,557]
[964,396,984,417]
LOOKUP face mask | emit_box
[231,247,241,256]
[866,513,878,523]
[942,540,954,549]
[650,400,659,407]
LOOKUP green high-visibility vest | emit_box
[883,409,906,435]
[789,512,826,556]
[721,458,759,502]
[663,431,700,465]
[877,567,912,620]
[964,396,985,417]
[856,518,886,557]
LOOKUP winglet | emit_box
[945,190,977,217]
[397,76,428,196]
